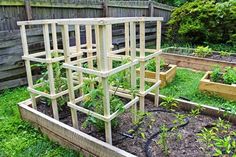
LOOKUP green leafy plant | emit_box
[210,66,236,85]
[156,124,169,156]
[223,67,236,85]
[145,58,166,72]
[220,51,230,57]
[35,52,68,108]
[193,46,213,57]
[168,0,236,46]
[189,104,203,117]
[197,118,236,156]
[160,96,178,111]
[210,66,222,83]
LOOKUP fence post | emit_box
[24,0,33,20]
[102,0,109,17]
[149,1,154,17]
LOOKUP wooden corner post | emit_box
[42,24,59,120]
[20,25,37,109]
[97,24,112,144]
[61,24,79,129]
[155,21,161,106]
[139,21,146,112]
[130,22,137,122]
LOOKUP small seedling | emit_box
[156,124,169,156]
[160,96,178,111]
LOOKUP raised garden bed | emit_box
[136,64,177,87]
[199,71,236,101]
[19,94,236,157]
[161,47,236,71]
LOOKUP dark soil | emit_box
[171,50,236,63]
[160,65,171,72]
[36,98,236,157]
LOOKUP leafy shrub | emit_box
[168,0,236,46]
[223,67,236,84]
[194,46,213,57]
[210,66,236,84]
[210,66,222,83]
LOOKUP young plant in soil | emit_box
[210,66,236,84]
[193,46,213,57]
[34,52,68,109]
[145,58,166,72]
[156,124,170,156]
[82,58,137,132]
[197,118,236,156]
[160,96,178,111]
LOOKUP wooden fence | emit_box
[0,0,174,90]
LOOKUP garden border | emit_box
[18,94,236,157]
[199,71,236,101]
[136,64,177,87]
[161,47,236,71]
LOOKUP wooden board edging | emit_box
[18,93,236,156]
[161,52,236,71]
[199,72,236,101]
[18,100,136,157]
[146,94,236,124]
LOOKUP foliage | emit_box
[197,118,236,156]
[193,46,213,57]
[145,58,166,72]
[210,66,236,84]
[82,58,136,132]
[0,88,80,156]
[210,66,222,83]
[160,96,178,111]
[220,51,231,57]
[189,104,203,117]
[34,52,68,108]
[154,0,192,7]
[168,0,236,46]
[223,67,236,84]
[156,124,169,156]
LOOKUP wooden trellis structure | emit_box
[18,17,163,145]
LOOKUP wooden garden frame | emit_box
[18,17,163,145]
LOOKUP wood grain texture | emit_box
[199,72,236,101]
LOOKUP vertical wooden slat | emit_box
[130,21,137,123]
[75,24,83,90]
[139,21,145,112]
[43,24,59,120]
[124,22,129,56]
[85,25,94,88]
[20,25,37,109]
[61,24,79,129]
[155,21,161,106]
[97,24,112,144]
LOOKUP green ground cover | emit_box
[160,68,236,113]
[0,88,81,157]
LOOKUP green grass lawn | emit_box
[0,68,236,157]
[160,68,236,113]
[0,88,82,157]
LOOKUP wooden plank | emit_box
[18,101,136,157]
[199,72,236,101]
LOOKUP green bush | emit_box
[194,46,213,57]
[210,66,236,84]
[167,0,236,46]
